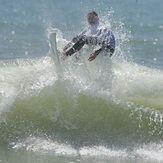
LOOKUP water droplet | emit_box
[11,31,15,35]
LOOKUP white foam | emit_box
[135,142,163,162]
[11,138,163,162]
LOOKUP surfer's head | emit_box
[87,11,99,25]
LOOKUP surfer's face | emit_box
[87,13,99,25]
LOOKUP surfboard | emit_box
[49,33,62,76]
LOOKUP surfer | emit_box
[61,11,115,61]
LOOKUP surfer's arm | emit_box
[92,42,114,58]
[92,30,115,57]
[63,28,88,52]
[88,44,114,61]
[63,36,80,52]
[88,46,104,61]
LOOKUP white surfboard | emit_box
[49,33,62,77]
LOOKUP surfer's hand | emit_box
[88,52,97,61]
[58,50,67,60]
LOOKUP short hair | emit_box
[88,11,98,17]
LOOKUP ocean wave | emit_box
[0,53,162,150]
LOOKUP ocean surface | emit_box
[0,0,163,163]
